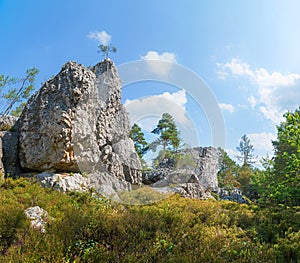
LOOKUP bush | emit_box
[0,178,299,262]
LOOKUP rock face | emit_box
[0,116,20,178]
[0,131,20,177]
[142,147,219,200]
[18,60,142,184]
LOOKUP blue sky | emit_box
[1,0,300,165]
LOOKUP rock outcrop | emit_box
[0,59,222,203]
[0,116,20,178]
[142,147,219,199]
[18,59,142,184]
[35,171,131,202]
[24,206,49,233]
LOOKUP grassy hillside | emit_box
[1,177,299,262]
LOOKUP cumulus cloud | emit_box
[141,51,177,76]
[141,51,177,63]
[124,89,198,147]
[87,30,111,45]
[219,59,254,77]
[219,103,235,113]
[217,58,300,123]
[124,89,187,128]
[248,132,276,152]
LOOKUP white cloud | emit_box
[87,30,111,45]
[219,103,235,113]
[223,59,254,77]
[141,51,177,76]
[217,58,300,123]
[141,51,177,63]
[248,96,257,109]
[124,90,198,147]
[248,132,276,152]
[124,89,188,128]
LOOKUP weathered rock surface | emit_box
[173,183,214,200]
[24,206,49,233]
[180,147,219,191]
[0,131,20,176]
[18,59,142,185]
[36,171,89,192]
[0,116,19,178]
[142,147,219,200]
[36,171,131,202]
[219,188,249,204]
[0,115,18,131]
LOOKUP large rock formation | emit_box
[18,59,142,184]
[0,59,221,203]
[142,147,219,199]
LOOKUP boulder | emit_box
[36,171,131,202]
[219,188,249,204]
[0,131,20,176]
[18,60,141,184]
[24,206,49,233]
[179,147,219,191]
[142,170,165,184]
[172,183,214,200]
[36,171,89,192]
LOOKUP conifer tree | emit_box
[0,68,39,117]
[151,113,180,151]
[236,134,255,166]
[130,123,148,159]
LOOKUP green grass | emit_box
[0,177,299,262]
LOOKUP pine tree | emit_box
[98,44,117,59]
[0,68,39,117]
[236,134,255,166]
[130,123,148,159]
[151,113,180,151]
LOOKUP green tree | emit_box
[217,148,240,189]
[0,68,39,117]
[151,113,180,152]
[130,123,148,159]
[250,155,275,203]
[271,108,300,205]
[98,44,117,59]
[236,134,255,166]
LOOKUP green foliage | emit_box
[271,108,300,206]
[119,186,172,205]
[129,123,148,159]
[98,44,117,59]
[236,165,255,196]
[1,177,300,261]
[236,134,255,166]
[151,113,180,152]
[0,68,39,117]
[218,148,240,189]
[248,108,300,206]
